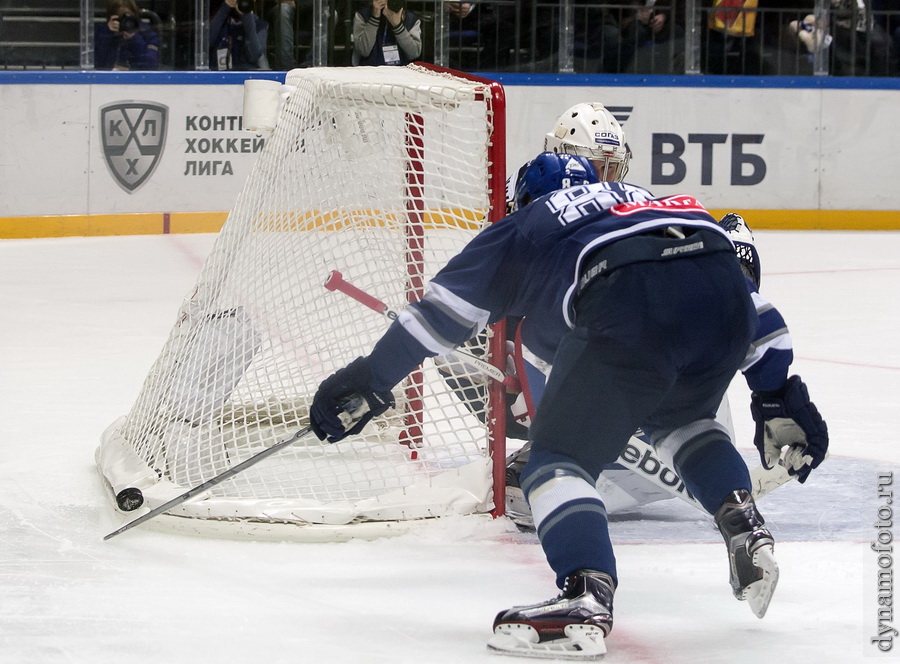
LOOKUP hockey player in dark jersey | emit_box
[504,103,748,523]
[505,105,785,525]
[309,153,829,659]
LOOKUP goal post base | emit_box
[121,510,513,543]
[99,417,498,536]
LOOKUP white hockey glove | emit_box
[750,375,828,483]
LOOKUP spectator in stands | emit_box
[520,0,624,73]
[623,1,669,45]
[872,0,900,74]
[620,0,682,73]
[351,0,422,66]
[94,0,160,70]
[703,0,767,74]
[787,13,833,65]
[265,0,314,70]
[453,0,525,70]
[579,2,628,73]
[443,1,502,71]
[210,0,270,70]
[828,0,891,75]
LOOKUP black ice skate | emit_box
[488,570,614,660]
[505,442,535,531]
[714,489,779,619]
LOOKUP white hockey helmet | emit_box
[719,213,762,288]
[544,103,630,183]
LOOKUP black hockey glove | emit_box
[310,357,395,443]
[750,375,828,483]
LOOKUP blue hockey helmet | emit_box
[514,152,599,211]
[719,213,762,288]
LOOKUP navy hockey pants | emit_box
[528,246,757,480]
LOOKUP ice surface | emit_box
[1,231,897,663]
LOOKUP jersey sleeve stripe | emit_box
[393,283,492,356]
[740,290,794,390]
[396,307,458,356]
[425,282,491,330]
[423,282,490,331]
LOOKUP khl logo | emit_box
[100,101,168,193]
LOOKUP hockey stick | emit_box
[325,272,796,514]
[103,425,316,540]
[324,270,514,387]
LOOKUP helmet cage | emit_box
[719,213,762,288]
[733,241,762,288]
[554,142,631,183]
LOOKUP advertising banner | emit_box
[505,85,850,211]
[0,83,264,220]
[1,76,898,235]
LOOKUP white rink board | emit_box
[503,84,900,210]
[1,76,899,218]
[0,83,263,216]
[819,88,899,210]
[0,84,91,215]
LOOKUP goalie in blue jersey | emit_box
[310,152,828,659]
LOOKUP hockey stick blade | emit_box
[749,459,793,499]
[749,449,830,500]
[103,425,316,541]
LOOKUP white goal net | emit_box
[96,64,508,539]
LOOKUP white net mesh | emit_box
[96,65,505,531]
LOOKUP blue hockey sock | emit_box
[522,451,617,588]
[673,433,751,514]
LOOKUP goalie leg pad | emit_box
[505,442,535,530]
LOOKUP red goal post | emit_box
[404,63,509,522]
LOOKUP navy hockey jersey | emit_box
[367,181,792,395]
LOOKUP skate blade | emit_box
[487,623,607,660]
[742,544,779,619]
